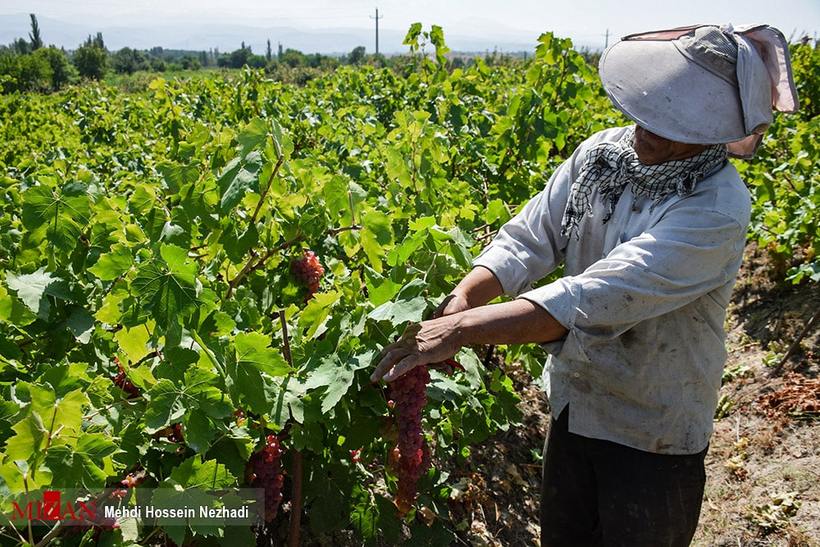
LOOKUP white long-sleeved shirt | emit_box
[473,125,751,455]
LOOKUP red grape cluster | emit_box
[387,365,431,515]
[246,434,285,522]
[291,250,325,298]
[111,357,140,398]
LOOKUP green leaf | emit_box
[218,151,263,213]
[115,324,152,364]
[6,268,71,320]
[0,281,36,326]
[132,244,199,326]
[183,411,215,453]
[303,354,364,414]
[184,368,233,418]
[45,446,108,488]
[5,413,48,460]
[368,296,427,326]
[0,460,52,493]
[237,117,269,156]
[403,22,423,46]
[157,161,199,193]
[21,182,90,253]
[65,306,94,344]
[170,456,236,489]
[270,376,306,424]
[297,291,340,339]
[144,379,186,431]
[149,484,195,544]
[228,359,277,416]
[235,331,289,376]
[88,243,132,280]
[29,386,88,437]
[75,432,119,460]
[484,199,510,224]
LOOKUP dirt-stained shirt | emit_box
[472,125,752,455]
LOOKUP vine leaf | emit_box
[88,243,132,280]
[235,331,289,376]
[132,244,199,327]
[21,181,90,253]
[144,379,186,431]
[304,352,371,414]
[6,268,71,320]
[368,296,427,326]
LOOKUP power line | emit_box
[370,8,383,55]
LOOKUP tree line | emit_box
[0,14,383,93]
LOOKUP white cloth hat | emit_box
[599,24,799,158]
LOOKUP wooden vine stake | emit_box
[279,310,303,547]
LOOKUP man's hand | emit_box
[370,317,464,383]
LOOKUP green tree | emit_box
[34,46,75,89]
[74,39,107,80]
[29,14,43,51]
[281,48,306,68]
[11,37,30,55]
[266,39,272,62]
[112,47,148,74]
[348,45,366,64]
[7,51,52,91]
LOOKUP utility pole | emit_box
[370,8,383,55]
[605,28,610,49]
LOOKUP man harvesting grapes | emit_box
[372,24,798,545]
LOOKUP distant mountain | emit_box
[0,13,586,54]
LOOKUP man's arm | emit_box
[370,299,567,383]
[432,266,504,318]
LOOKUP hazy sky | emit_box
[3,0,819,49]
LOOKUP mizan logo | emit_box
[11,491,96,523]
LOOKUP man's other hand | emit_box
[370,317,464,383]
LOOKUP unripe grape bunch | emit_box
[387,365,431,515]
[291,250,325,298]
[246,434,285,522]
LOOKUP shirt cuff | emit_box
[472,245,531,296]
[517,278,591,364]
[517,277,580,330]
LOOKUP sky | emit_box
[2,0,819,52]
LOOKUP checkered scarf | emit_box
[560,126,728,239]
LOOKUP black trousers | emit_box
[541,407,707,547]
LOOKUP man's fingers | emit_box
[383,354,422,383]
[370,347,410,383]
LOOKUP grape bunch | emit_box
[387,365,431,515]
[291,250,325,298]
[246,434,285,522]
[111,357,140,398]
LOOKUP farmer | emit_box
[371,24,799,545]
